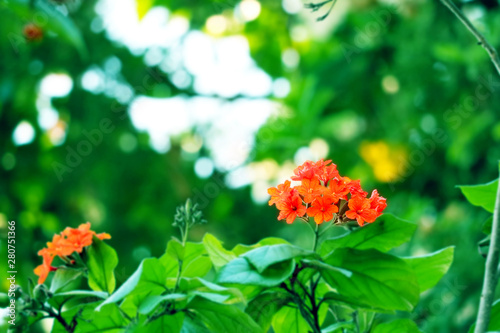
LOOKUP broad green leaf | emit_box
[97,258,166,310]
[161,241,212,278]
[216,257,295,287]
[301,259,352,278]
[50,302,101,333]
[141,312,184,333]
[179,277,245,304]
[321,322,356,332]
[272,303,328,333]
[272,305,310,333]
[48,290,107,309]
[469,299,500,332]
[202,233,236,270]
[242,244,314,273]
[372,319,422,333]
[52,302,125,333]
[320,214,416,256]
[180,316,211,333]
[49,267,83,293]
[75,303,126,333]
[232,237,290,256]
[321,292,388,312]
[458,179,498,213]
[86,236,118,294]
[166,238,185,261]
[246,291,291,331]
[403,246,454,292]
[138,293,187,314]
[322,248,419,312]
[187,296,261,333]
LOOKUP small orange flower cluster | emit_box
[268,159,387,226]
[34,222,111,285]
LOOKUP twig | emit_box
[474,165,500,333]
[439,0,500,77]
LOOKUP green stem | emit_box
[474,165,500,333]
[438,0,500,77]
[312,222,320,252]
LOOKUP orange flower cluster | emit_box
[34,222,111,285]
[268,160,387,226]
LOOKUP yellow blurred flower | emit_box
[360,141,407,183]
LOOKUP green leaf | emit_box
[138,293,187,314]
[242,244,314,273]
[232,237,290,256]
[74,303,127,333]
[6,0,87,59]
[272,305,310,333]
[48,290,108,309]
[272,303,328,333]
[180,316,211,333]
[187,296,261,333]
[161,241,212,278]
[322,248,419,312]
[458,179,498,213]
[246,291,291,331]
[202,233,236,270]
[179,277,245,304]
[403,246,454,292]
[49,267,83,293]
[372,319,422,333]
[300,259,352,278]
[86,236,118,294]
[321,292,387,312]
[166,238,185,261]
[216,257,295,287]
[142,312,184,333]
[321,322,356,333]
[320,214,417,256]
[97,258,166,310]
[53,302,126,333]
[483,216,493,235]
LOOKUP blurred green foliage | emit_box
[1,0,500,331]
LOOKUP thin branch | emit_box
[474,165,500,333]
[439,0,500,77]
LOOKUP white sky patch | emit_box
[129,96,276,169]
[13,121,35,146]
[93,0,284,193]
[96,0,189,52]
[40,73,73,98]
[195,157,215,178]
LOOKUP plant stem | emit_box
[312,222,320,252]
[439,0,500,77]
[474,167,500,333]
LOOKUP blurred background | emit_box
[1,0,500,331]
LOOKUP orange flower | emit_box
[34,249,57,285]
[324,177,350,202]
[291,160,317,181]
[296,178,323,204]
[316,163,339,185]
[345,196,378,226]
[347,179,368,197]
[307,195,338,224]
[268,180,292,206]
[268,159,386,227]
[277,190,307,224]
[34,222,111,284]
[369,190,387,216]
